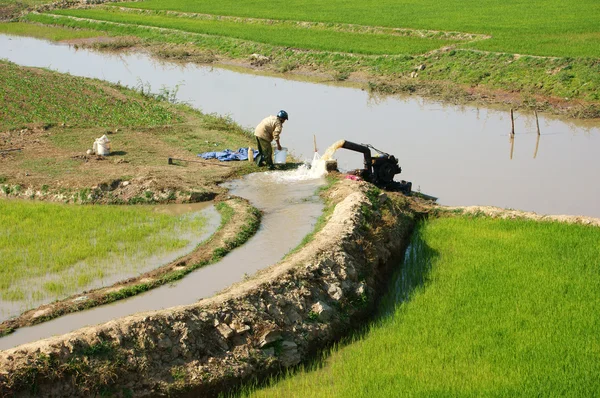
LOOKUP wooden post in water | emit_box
[510,108,515,137]
[533,134,540,159]
[510,135,515,160]
[533,110,541,159]
[313,134,318,153]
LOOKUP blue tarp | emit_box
[198,147,259,161]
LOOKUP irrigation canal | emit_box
[1,33,600,349]
[1,34,599,217]
[0,171,325,350]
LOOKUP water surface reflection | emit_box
[1,34,599,217]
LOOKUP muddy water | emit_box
[0,172,324,350]
[1,35,600,216]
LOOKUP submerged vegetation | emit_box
[242,216,600,397]
[0,199,206,304]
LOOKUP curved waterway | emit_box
[2,35,599,217]
[0,171,324,350]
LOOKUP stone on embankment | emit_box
[216,323,234,340]
[311,301,334,322]
[258,329,282,348]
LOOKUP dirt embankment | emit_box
[0,180,421,397]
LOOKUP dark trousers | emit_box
[255,137,273,167]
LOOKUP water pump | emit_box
[340,140,411,193]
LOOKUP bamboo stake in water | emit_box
[533,134,540,159]
[510,108,515,137]
[510,135,515,160]
[533,110,541,159]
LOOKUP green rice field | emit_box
[49,8,461,56]
[0,20,102,41]
[0,199,207,304]
[110,0,600,58]
[242,216,600,397]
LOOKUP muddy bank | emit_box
[445,205,600,227]
[0,180,419,397]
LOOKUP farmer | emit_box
[254,110,288,169]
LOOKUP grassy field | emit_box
[1,0,598,111]
[0,21,103,41]
[1,0,593,112]
[0,60,256,192]
[242,216,600,397]
[48,8,462,56]
[0,60,260,319]
[115,0,600,58]
[0,199,206,303]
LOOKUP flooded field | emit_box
[1,34,599,217]
[0,201,219,323]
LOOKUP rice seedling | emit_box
[49,8,461,56]
[241,216,600,397]
[117,0,600,58]
[0,21,103,41]
[0,199,208,309]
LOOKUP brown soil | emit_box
[446,205,600,226]
[0,119,253,204]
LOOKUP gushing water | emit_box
[322,140,346,161]
[268,140,346,182]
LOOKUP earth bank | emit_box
[0,179,421,397]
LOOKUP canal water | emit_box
[0,170,324,350]
[1,34,599,217]
[1,33,599,349]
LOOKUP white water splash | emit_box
[268,152,329,183]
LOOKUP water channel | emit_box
[2,34,599,217]
[0,170,325,350]
[1,34,599,350]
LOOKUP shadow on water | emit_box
[226,222,438,397]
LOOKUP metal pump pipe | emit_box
[340,140,372,174]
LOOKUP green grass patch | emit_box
[22,11,600,105]
[244,216,600,397]
[120,0,600,58]
[0,60,182,130]
[0,21,104,41]
[49,8,459,56]
[0,199,207,304]
[211,201,261,261]
[0,0,53,7]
